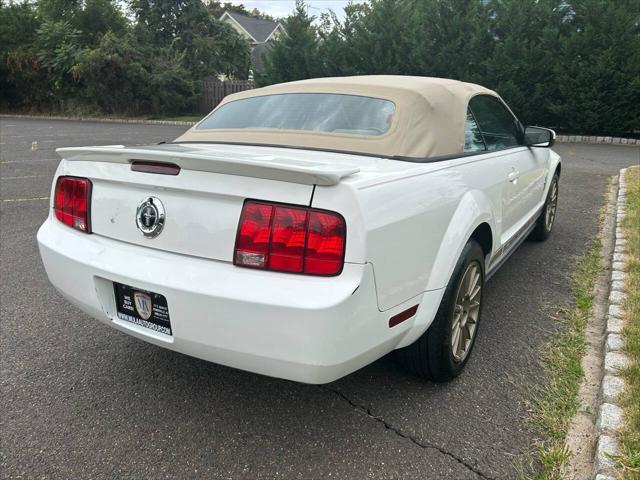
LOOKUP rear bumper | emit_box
[37,218,433,383]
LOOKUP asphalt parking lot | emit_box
[1,117,638,479]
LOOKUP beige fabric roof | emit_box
[176,76,499,159]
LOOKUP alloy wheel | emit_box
[451,261,482,362]
[545,180,558,231]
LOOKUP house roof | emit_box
[177,76,500,159]
[223,11,282,43]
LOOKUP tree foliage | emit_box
[0,0,250,115]
[205,1,277,21]
[75,0,128,45]
[547,0,640,133]
[262,0,640,135]
[263,0,318,84]
[1,0,638,133]
[131,0,250,78]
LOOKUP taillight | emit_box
[234,201,346,276]
[53,176,92,233]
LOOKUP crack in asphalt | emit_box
[321,386,495,480]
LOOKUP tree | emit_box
[1,0,638,133]
[317,4,369,77]
[347,0,414,75]
[75,0,128,46]
[480,0,565,125]
[407,0,494,80]
[263,0,319,84]
[130,0,250,79]
[205,1,277,21]
[34,19,83,103]
[36,0,81,22]
[206,1,249,18]
[0,1,45,109]
[73,31,154,114]
[549,0,640,133]
[189,21,251,79]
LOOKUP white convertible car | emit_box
[38,76,560,383]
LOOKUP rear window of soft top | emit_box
[196,93,396,137]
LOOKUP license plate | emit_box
[113,283,172,335]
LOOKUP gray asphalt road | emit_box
[1,117,638,480]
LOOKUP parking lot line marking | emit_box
[1,196,49,203]
[0,159,56,164]
[1,175,51,180]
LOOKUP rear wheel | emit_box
[396,239,485,382]
[530,173,559,241]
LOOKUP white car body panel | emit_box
[58,144,361,186]
[38,140,560,384]
[65,160,313,262]
[38,216,443,383]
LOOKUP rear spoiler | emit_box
[56,145,360,186]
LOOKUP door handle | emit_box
[508,170,520,183]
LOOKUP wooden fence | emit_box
[201,77,255,113]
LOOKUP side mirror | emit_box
[525,126,556,148]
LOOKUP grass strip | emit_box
[618,166,640,479]
[525,191,607,479]
[528,238,602,480]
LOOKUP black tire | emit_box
[529,173,559,242]
[396,239,485,382]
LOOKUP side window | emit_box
[469,95,521,151]
[464,108,486,152]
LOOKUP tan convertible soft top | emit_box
[176,75,498,159]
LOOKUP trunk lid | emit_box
[58,143,360,186]
[57,143,359,262]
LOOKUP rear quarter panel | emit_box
[312,153,509,311]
